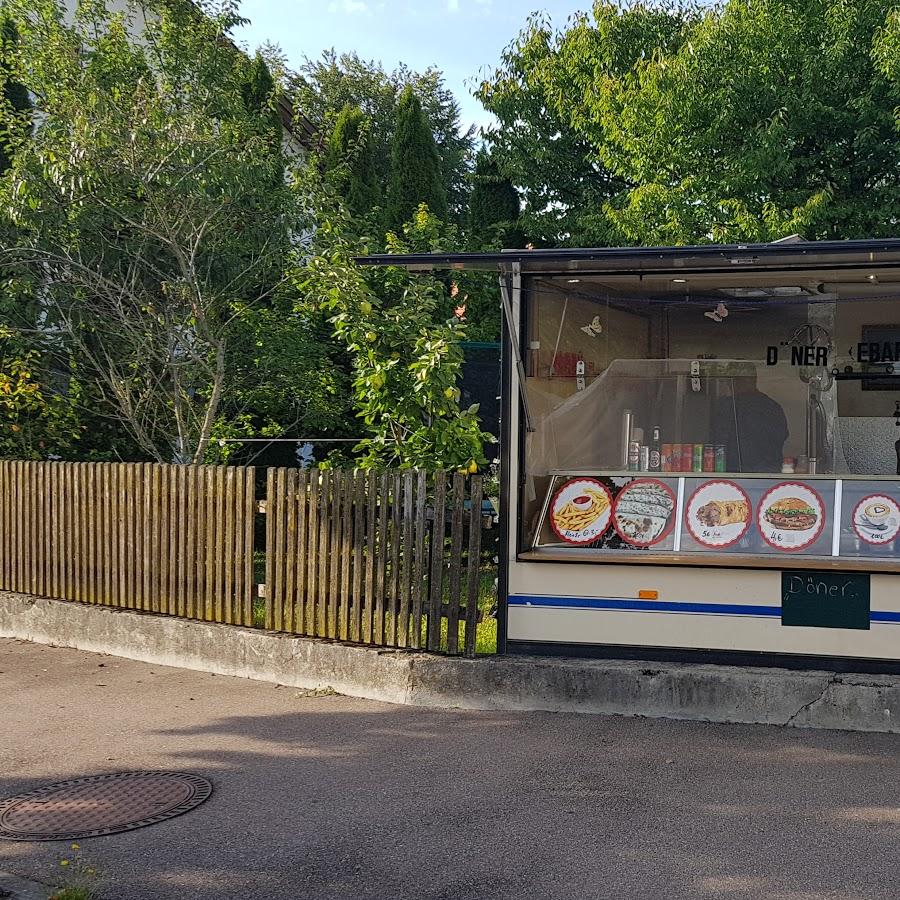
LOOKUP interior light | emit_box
[672,278,687,283]
[567,278,581,283]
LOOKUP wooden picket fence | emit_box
[0,460,487,657]
[0,460,257,626]
[264,468,484,655]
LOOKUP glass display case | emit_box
[521,275,900,569]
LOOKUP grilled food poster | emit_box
[549,478,613,545]
[758,482,826,551]
[686,480,751,549]
[611,479,677,547]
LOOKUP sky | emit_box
[232,0,592,132]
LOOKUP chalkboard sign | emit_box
[781,571,870,630]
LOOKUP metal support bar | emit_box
[499,270,535,433]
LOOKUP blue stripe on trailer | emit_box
[510,594,900,624]
[509,595,780,617]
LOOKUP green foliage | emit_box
[0,0,339,464]
[475,11,626,247]
[325,104,380,224]
[296,52,472,222]
[478,0,900,245]
[468,150,524,249]
[386,87,447,233]
[0,325,79,459]
[0,14,31,175]
[299,174,490,471]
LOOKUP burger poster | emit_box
[758,482,826,552]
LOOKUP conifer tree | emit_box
[468,151,523,248]
[385,86,446,232]
[325,104,380,223]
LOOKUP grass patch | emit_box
[252,564,499,655]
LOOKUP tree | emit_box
[468,150,524,249]
[386,87,447,233]
[0,14,31,175]
[324,104,380,224]
[475,11,628,247]
[0,0,345,464]
[299,172,490,471]
[294,52,473,223]
[478,0,900,245]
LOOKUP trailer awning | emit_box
[355,238,900,275]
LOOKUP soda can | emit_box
[628,441,640,471]
[693,443,704,473]
[680,443,693,473]
[661,443,673,472]
[703,445,715,472]
[715,445,727,473]
[640,446,650,471]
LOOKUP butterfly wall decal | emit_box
[580,315,603,337]
[704,302,729,323]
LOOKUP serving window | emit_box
[520,272,900,567]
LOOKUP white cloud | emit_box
[447,0,459,9]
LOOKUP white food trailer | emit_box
[359,239,900,670]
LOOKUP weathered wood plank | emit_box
[315,470,329,638]
[364,471,376,644]
[351,471,364,643]
[272,468,287,632]
[328,470,342,639]
[388,472,402,647]
[463,476,484,658]
[264,467,276,631]
[140,464,152,612]
[212,465,225,622]
[243,466,255,628]
[373,472,389,645]
[306,470,319,638]
[284,469,297,633]
[223,467,235,624]
[409,469,427,650]
[295,470,308,635]
[446,473,466,655]
[426,472,447,652]
[397,471,414,649]
[339,470,352,642]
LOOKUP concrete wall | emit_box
[4,592,900,732]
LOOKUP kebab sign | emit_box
[686,480,752,549]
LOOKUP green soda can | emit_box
[714,445,727,472]
[692,443,703,473]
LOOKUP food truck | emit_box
[359,239,900,670]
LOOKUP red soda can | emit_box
[703,445,715,472]
[680,443,693,472]
[661,443,673,472]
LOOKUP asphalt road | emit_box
[2,638,900,900]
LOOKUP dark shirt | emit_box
[713,390,789,473]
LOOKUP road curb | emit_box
[2,592,900,732]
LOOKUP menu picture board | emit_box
[679,478,835,557]
[538,475,680,551]
[536,473,900,562]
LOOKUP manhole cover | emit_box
[0,772,212,841]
